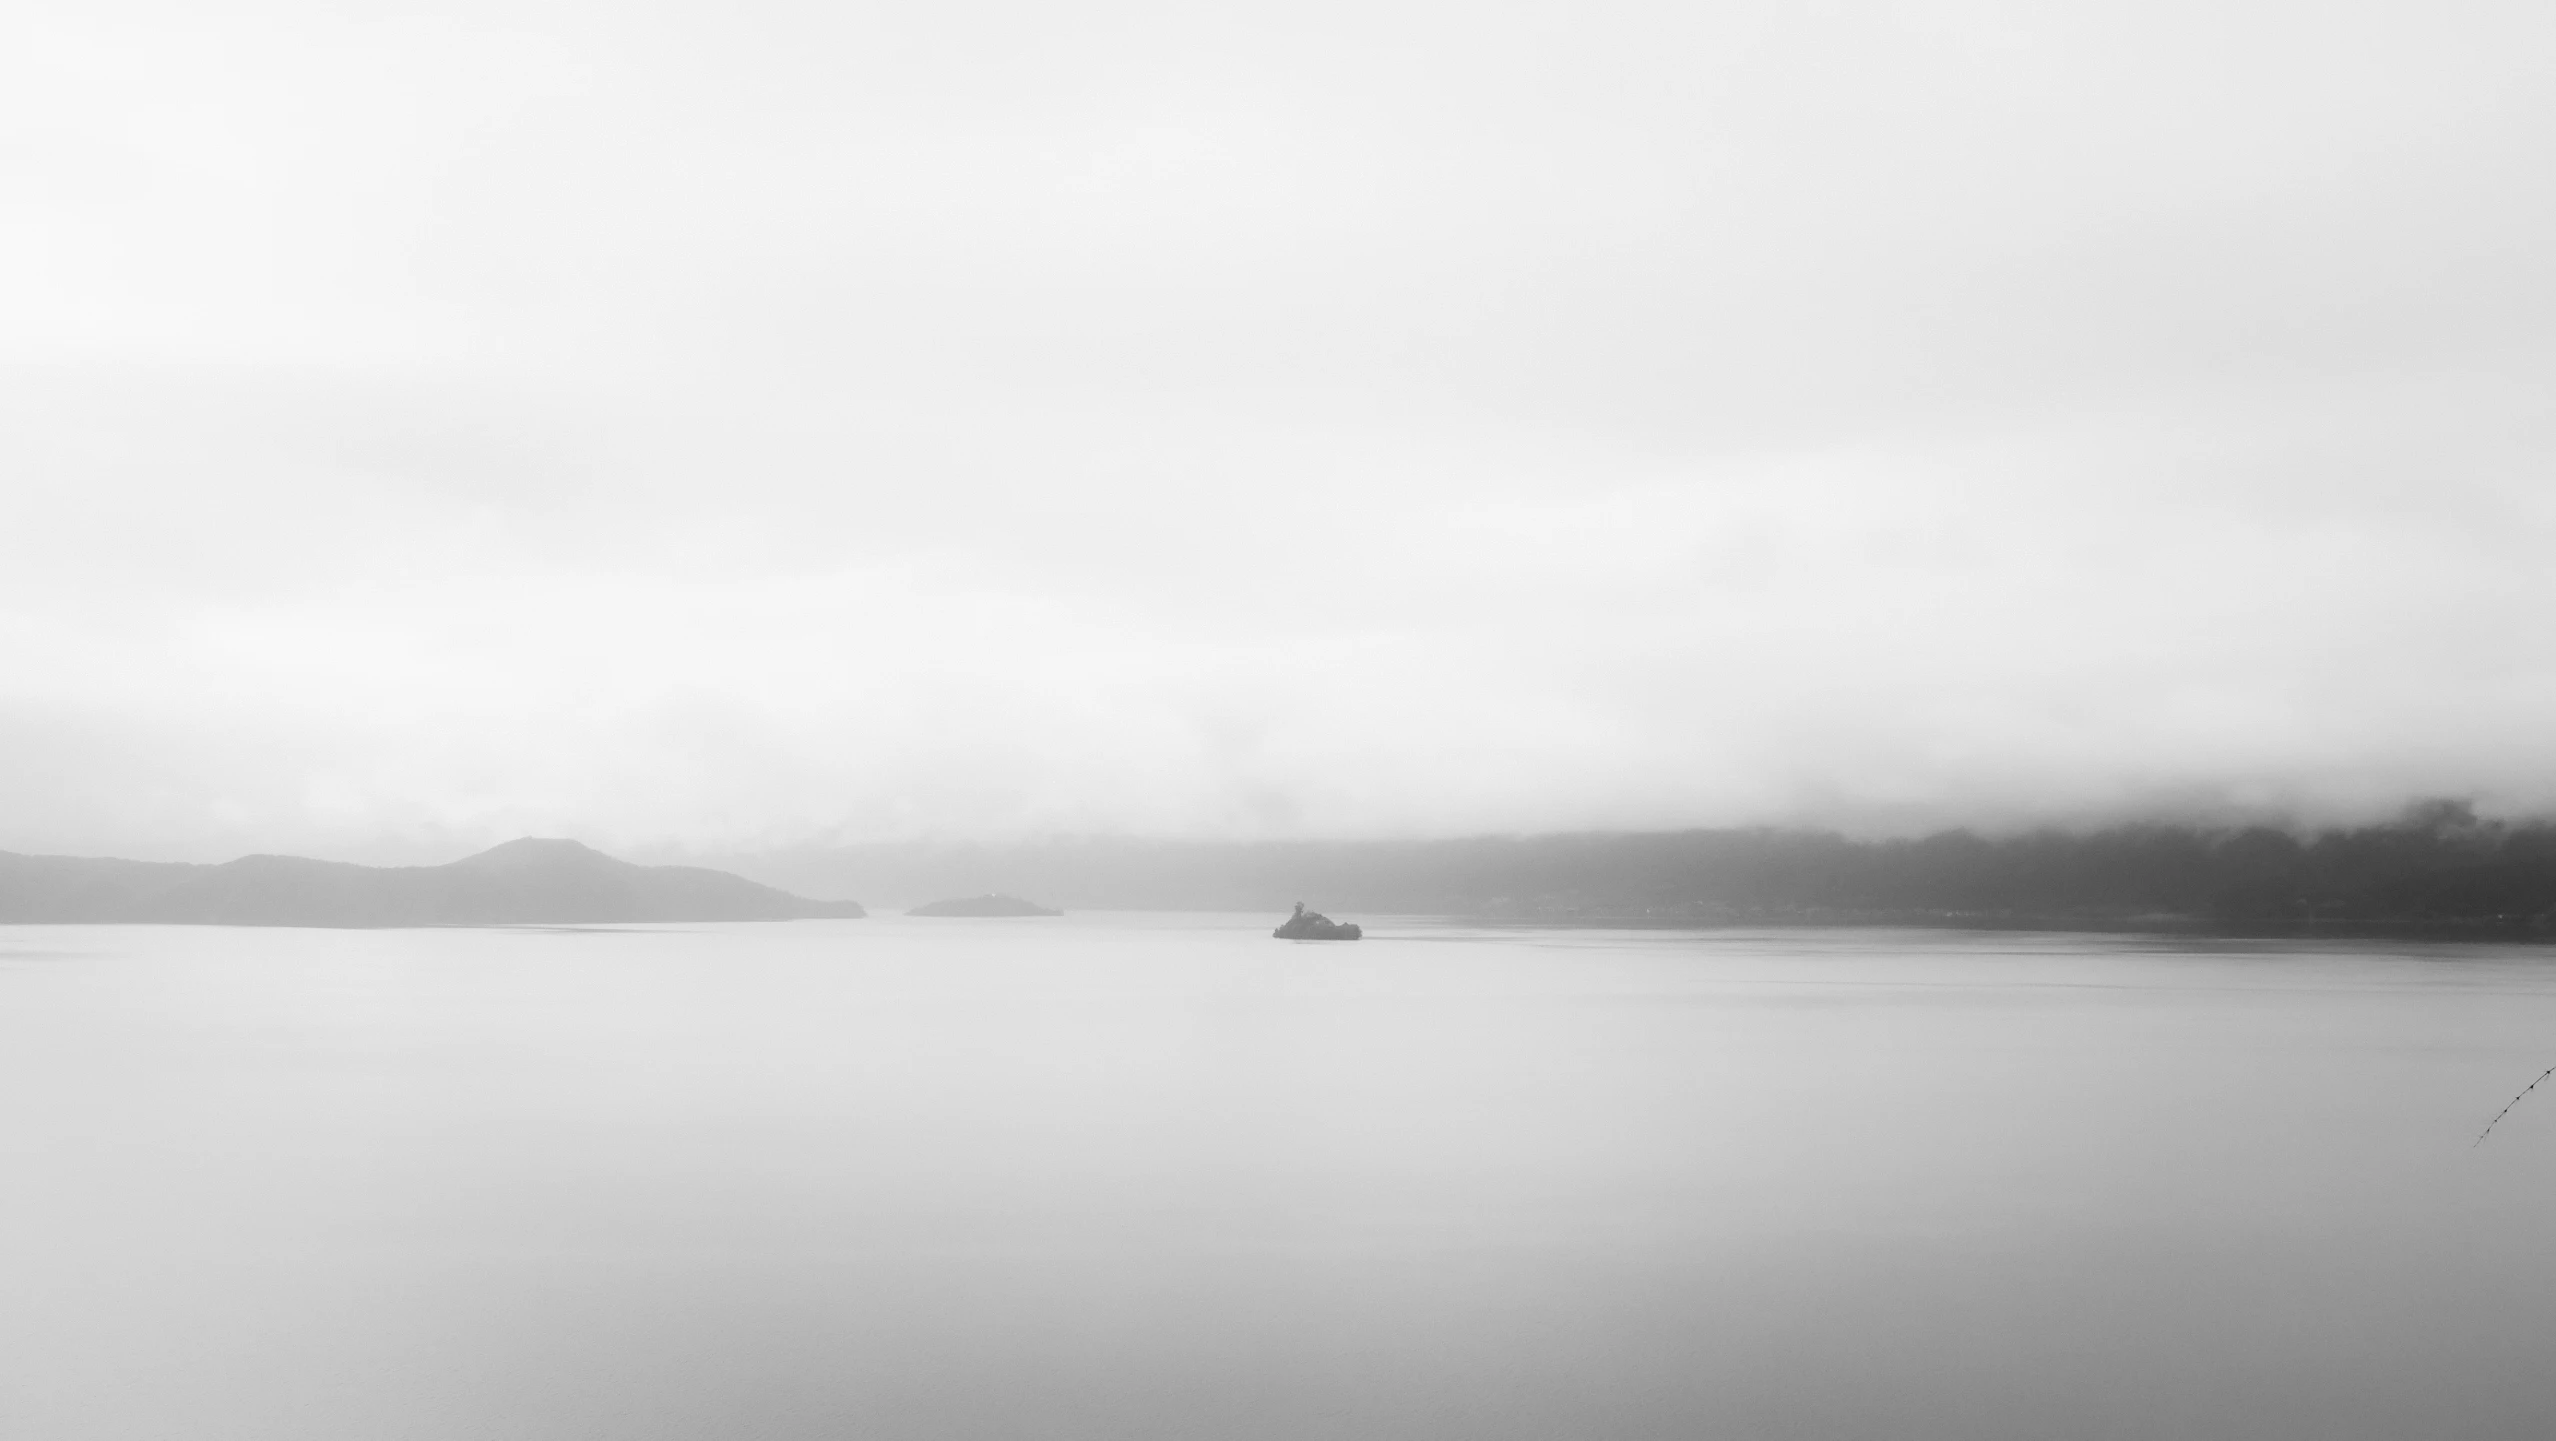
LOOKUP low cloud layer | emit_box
[7,0,2555,861]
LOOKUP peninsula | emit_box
[0,837,866,927]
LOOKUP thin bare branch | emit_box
[2475,1064,2556,1147]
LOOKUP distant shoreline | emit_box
[692,804,2556,941]
[1445,912,2556,942]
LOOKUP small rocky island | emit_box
[1273,902,1361,940]
[908,894,1064,917]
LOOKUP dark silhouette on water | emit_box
[1273,901,1361,940]
[907,894,1063,917]
[0,837,865,927]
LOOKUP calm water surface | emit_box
[6,915,2556,1439]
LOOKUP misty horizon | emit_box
[15,801,2556,936]
[4,793,2543,873]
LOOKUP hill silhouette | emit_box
[0,838,866,927]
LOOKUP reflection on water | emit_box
[5,916,2556,1439]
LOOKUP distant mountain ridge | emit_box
[0,837,866,927]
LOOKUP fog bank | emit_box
[8,1,2554,860]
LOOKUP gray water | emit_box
[5,915,2556,1440]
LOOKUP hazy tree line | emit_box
[717,801,2556,933]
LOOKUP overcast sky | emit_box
[6,0,2554,861]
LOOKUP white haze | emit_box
[5,0,2555,861]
